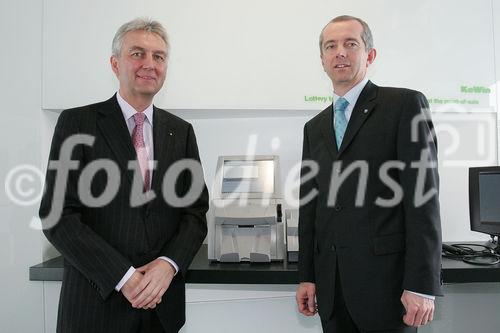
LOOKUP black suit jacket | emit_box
[40,95,209,333]
[298,81,443,331]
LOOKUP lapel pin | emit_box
[169,132,173,136]
[363,109,369,114]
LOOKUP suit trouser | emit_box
[138,309,165,333]
[106,307,166,333]
[320,263,417,333]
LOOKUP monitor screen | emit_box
[479,173,500,224]
[469,167,500,236]
[221,159,275,194]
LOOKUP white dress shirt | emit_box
[333,77,369,125]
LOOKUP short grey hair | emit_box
[112,18,169,57]
[319,15,374,54]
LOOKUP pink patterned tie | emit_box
[132,113,150,191]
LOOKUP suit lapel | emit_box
[319,104,339,160]
[151,106,175,193]
[337,81,378,156]
[96,95,136,185]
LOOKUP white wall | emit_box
[0,0,45,332]
[41,0,497,112]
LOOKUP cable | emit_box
[442,243,500,266]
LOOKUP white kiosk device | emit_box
[207,155,285,262]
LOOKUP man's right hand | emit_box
[296,282,317,316]
[121,271,146,305]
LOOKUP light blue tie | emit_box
[334,97,349,149]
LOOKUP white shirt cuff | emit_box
[158,256,179,275]
[115,266,136,291]
[406,290,435,300]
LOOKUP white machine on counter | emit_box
[207,155,285,262]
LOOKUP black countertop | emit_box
[30,244,500,284]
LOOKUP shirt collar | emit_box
[116,91,154,125]
[333,77,369,107]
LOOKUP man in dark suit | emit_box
[295,16,442,333]
[39,18,208,333]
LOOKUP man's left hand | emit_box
[400,290,434,327]
[130,259,175,309]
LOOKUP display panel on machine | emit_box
[221,160,275,194]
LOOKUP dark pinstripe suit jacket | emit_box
[40,95,209,333]
[298,81,443,331]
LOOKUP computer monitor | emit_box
[469,166,500,250]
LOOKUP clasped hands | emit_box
[121,258,175,310]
